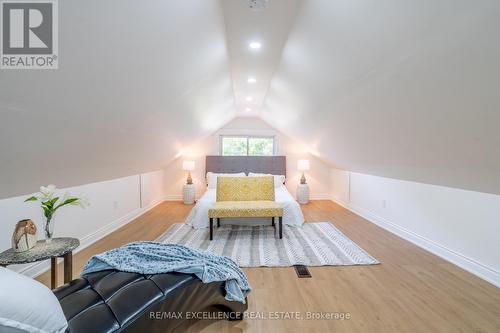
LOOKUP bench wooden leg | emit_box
[272,216,275,227]
[217,218,220,227]
[209,218,213,240]
[279,216,283,239]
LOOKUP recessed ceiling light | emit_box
[245,107,252,112]
[249,42,262,50]
[247,77,257,84]
[248,0,269,10]
[245,96,253,101]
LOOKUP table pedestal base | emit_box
[51,251,73,289]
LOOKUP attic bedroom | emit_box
[0,0,499,332]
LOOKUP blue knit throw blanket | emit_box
[81,241,251,303]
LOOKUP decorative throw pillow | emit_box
[248,172,286,188]
[206,172,246,189]
[0,267,68,333]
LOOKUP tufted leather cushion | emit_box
[54,270,247,333]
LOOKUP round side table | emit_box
[0,237,79,289]
[297,183,310,204]
[183,183,196,204]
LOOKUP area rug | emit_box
[156,222,379,267]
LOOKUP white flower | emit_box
[57,191,70,206]
[78,196,90,208]
[69,195,89,208]
[39,184,57,199]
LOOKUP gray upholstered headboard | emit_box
[205,156,286,176]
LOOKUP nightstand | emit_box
[297,183,310,204]
[183,184,196,204]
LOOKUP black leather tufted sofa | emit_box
[53,270,248,333]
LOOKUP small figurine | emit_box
[12,219,38,252]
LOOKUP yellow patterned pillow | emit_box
[216,176,275,202]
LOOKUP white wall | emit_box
[164,117,332,200]
[263,0,500,196]
[0,170,165,277]
[330,168,500,287]
[140,170,165,208]
[331,169,350,204]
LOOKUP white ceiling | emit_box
[1,0,499,198]
[0,0,235,198]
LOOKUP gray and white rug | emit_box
[156,222,379,267]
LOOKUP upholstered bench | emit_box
[208,176,284,240]
[54,270,247,332]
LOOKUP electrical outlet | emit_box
[113,201,119,210]
[381,199,386,209]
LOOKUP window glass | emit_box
[249,137,274,156]
[222,137,248,156]
[221,136,274,156]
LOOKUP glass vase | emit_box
[45,215,55,243]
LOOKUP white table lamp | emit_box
[297,159,310,184]
[182,160,195,185]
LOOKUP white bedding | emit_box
[185,185,305,229]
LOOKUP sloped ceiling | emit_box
[1,0,499,199]
[262,0,500,195]
[221,0,300,115]
[0,0,235,199]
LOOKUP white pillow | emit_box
[248,172,286,188]
[206,172,246,189]
[0,267,68,333]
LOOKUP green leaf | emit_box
[63,198,79,205]
[54,198,79,210]
[24,196,38,202]
[42,206,52,219]
[43,197,59,209]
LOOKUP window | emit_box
[221,136,275,156]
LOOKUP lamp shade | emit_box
[182,160,195,171]
[297,159,310,171]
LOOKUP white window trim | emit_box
[219,135,276,156]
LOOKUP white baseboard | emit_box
[18,198,166,278]
[309,194,332,200]
[329,196,350,209]
[164,194,182,201]
[330,197,500,288]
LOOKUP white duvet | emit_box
[185,185,305,229]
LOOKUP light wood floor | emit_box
[36,200,500,333]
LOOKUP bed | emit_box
[185,156,305,229]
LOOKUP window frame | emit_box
[220,135,276,156]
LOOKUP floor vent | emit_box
[294,265,312,278]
